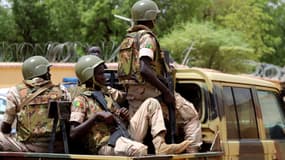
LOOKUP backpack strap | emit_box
[19,83,54,109]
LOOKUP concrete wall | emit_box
[0,63,76,88]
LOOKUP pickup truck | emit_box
[0,62,284,160]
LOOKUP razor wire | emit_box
[0,41,118,62]
[252,63,285,81]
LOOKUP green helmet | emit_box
[131,0,160,21]
[75,55,104,84]
[22,56,51,80]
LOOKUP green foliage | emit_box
[0,6,16,42]
[155,0,211,35]
[0,0,285,73]
[160,22,255,73]
[11,0,51,43]
[217,0,276,57]
[80,0,113,42]
[260,0,285,66]
[45,0,81,42]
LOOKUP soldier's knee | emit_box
[143,98,161,110]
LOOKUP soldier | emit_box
[166,49,203,153]
[69,55,148,156]
[87,46,102,57]
[173,92,202,153]
[0,56,71,152]
[117,0,191,155]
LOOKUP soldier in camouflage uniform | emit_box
[118,0,192,155]
[171,92,202,153]
[69,55,148,156]
[0,56,71,152]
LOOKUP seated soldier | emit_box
[174,92,202,153]
[69,55,147,156]
[163,50,203,153]
[0,56,71,152]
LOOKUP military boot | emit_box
[152,133,191,155]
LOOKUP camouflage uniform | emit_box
[0,78,71,152]
[119,25,201,152]
[69,86,148,156]
[173,92,202,151]
[119,25,163,117]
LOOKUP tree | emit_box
[45,0,81,42]
[79,0,120,43]
[216,0,277,58]
[11,0,51,43]
[260,0,285,66]
[155,0,211,35]
[0,5,16,42]
[160,21,255,73]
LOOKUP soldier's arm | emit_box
[138,34,175,105]
[140,56,175,105]
[69,113,100,139]
[70,111,115,139]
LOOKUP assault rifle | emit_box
[161,50,176,144]
[48,100,71,153]
[92,91,131,147]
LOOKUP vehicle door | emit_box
[257,89,285,160]
[220,85,274,160]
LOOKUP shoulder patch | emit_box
[145,43,153,49]
[73,100,84,108]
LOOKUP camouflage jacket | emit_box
[3,78,71,143]
[118,25,164,85]
[69,87,125,154]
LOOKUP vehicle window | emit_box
[223,87,239,139]
[176,83,203,119]
[223,87,259,139]
[257,90,285,139]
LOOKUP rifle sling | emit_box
[92,91,109,112]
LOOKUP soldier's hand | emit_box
[163,90,175,107]
[118,107,129,121]
[96,111,115,125]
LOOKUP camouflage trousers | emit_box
[0,132,64,153]
[173,92,202,149]
[126,84,168,142]
[126,85,202,149]
[98,96,165,156]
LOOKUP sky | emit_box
[0,0,11,8]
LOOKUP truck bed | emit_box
[0,151,223,160]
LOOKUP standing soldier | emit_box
[0,56,71,152]
[118,0,191,154]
